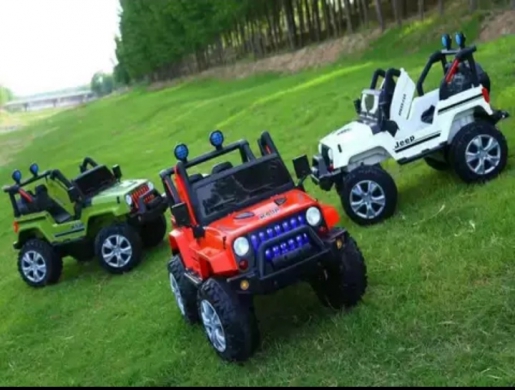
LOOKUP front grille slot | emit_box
[130,184,154,209]
[248,212,313,262]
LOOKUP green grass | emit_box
[1,14,515,387]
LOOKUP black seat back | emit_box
[73,165,115,198]
[211,162,233,174]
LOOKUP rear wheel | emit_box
[197,278,260,362]
[140,214,167,248]
[339,165,397,226]
[95,223,143,274]
[310,237,367,309]
[449,121,508,183]
[17,239,63,288]
[168,255,199,324]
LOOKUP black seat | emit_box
[379,80,396,120]
[211,162,233,174]
[33,185,73,224]
[72,165,115,198]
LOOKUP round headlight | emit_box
[125,194,133,206]
[306,207,322,226]
[233,237,250,257]
[147,181,155,191]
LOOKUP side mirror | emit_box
[171,202,191,227]
[68,186,81,202]
[293,155,311,180]
[112,165,122,180]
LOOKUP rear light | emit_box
[238,259,249,271]
[13,221,19,234]
[482,87,490,103]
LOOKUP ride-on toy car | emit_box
[161,130,367,362]
[311,32,510,226]
[3,157,168,288]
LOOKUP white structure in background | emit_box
[2,90,96,113]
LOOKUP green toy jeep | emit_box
[2,157,168,288]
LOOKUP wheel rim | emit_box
[169,273,185,316]
[465,134,501,175]
[349,180,386,220]
[21,250,47,283]
[101,235,132,267]
[200,300,226,353]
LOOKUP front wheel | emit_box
[449,121,508,183]
[339,165,398,226]
[310,237,368,309]
[197,278,260,362]
[94,223,143,274]
[17,239,63,288]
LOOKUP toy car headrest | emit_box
[189,173,205,184]
[211,162,233,174]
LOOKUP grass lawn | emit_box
[0,14,514,387]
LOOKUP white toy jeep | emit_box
[310,32,510,226]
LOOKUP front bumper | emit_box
[310,153,341,191]
[133,189,167,223]
[227,227,348,295]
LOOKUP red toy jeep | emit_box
[159,130,368,362]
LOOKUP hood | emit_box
[319,121,373,148]
[206,189,318,241]
[92,179,148,204]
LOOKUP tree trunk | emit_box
[374,0,385,32]
[283,0,297,50]
[304,0,314,42]
[312,0,322,42]
[418,0,424,20]
[438,0,444,15]
[358,0,369,27]
[328,0,340,36]
[342,0,353,34]
[321,0,332,38]
[392,0,402,27]
[469,0,478,12]
[297,0,306,46]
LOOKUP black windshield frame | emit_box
[191,154,295,225]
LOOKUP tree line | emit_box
[0,86,14,106]
[113,0,510,85]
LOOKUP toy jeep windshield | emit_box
[161,130,367,362]
[3,157,168,288]
[312,32,510,226]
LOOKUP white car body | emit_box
[318,68,493,172]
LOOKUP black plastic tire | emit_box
[424,156,449,171]
[94,223,143,274]
[197,278,260,362]
[449,121,508,184]
[140,214,167,248]
[310,237,368,309]
[17,239,63,288]
[339,165,398,226]
[168,255,199,325]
